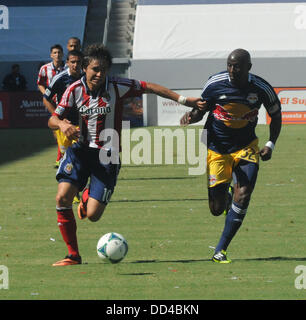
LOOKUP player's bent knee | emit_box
[209,201,226,216]
[56,193,72,207]
[87,199,106,222]
[208,183,229,215]
[210,207,225,216]
[234,186,253,207]
[88,209,104,222]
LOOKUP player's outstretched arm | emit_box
[145,82,206,110]
[259,112,282,161]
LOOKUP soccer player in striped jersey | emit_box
[180,48,282,263]
[37,44,65,167]
[37,44,65,96]
[48,43,205,266]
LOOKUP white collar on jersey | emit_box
[51,61,65,72]
[81,75,109,99]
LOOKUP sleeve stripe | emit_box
[202,73,228,95]
[253,77,276,103]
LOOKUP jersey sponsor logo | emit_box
[241,109,258,122]
[79,105,111,116]
[213,103,258,128]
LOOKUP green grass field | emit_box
[0,125,305,301]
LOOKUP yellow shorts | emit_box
[54,128,78,156]
[207,139,259,188]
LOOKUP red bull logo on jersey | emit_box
[241,109,258,122]
[213,103,258,128]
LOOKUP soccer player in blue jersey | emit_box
[66,37,81,52]
[43,50,83,160]
[43,50,83,204]
[180,48,282,263]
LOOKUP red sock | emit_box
[56,208,80,257]
[56,145,61,161]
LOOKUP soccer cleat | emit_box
[224,185,234,215]
[212,250,232,264]
[73,193,80,204]
[52,254,82,266]
[77,187,89,220]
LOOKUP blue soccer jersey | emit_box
[44,68,80,125]
[201,71,281,154]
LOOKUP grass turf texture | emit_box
[0,125,305,300]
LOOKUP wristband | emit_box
[178,95,187,105]
[265,141,275,150]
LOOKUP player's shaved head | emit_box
[228,48,251,66]
[227,48,252,87]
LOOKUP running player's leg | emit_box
[78,160,121,222]
[207,149,233,216]
[53,181,81,266]
[213,160,258,259]
[208,183,231,216]
[53,143,88,266]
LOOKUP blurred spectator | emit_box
[2,64,27,91]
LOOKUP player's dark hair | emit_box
[82,43,112,69]
[68,37,81,44]
[50,44,63,52]
[66,50,83,61]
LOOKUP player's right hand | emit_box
[259,146,273,161]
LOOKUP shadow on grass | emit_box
[0,128,56,166]
[126,256,306,265]
[237,256,306,262]
[119,176,198,181]
[129,258,211,264]
[112,198,207,203]
[118,272,156,276]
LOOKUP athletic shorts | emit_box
[54,128,79,156]
[207,139,259,188]
[56,142,121,204]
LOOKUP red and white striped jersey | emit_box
[53,75,147,149]
[37,61,65,88]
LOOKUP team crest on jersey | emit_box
[246,93,258,104]
[64,163,73,175]
[208,174,217,186]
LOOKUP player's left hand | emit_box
[180,111,191,126]
[259,146,272,161]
